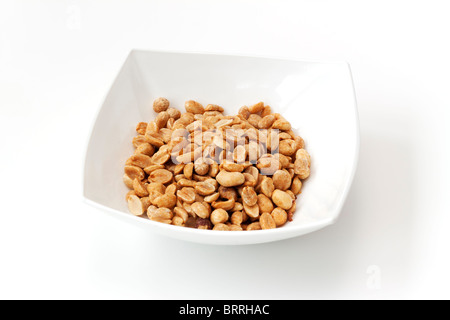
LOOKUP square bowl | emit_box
[83,50,359,245]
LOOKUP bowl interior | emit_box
[83,50,359,243]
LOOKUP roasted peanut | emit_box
[149,169,173,184]
[271,189,293,210]
[260,212,276,230]
[192,202,210,219]
[257,194,274,214]
[210,209,229,225]
[149,207,173,224]
[127,154,153,169]
[176,187,196,204]
[294,149,311,179]
[213,223,230,231]
[125,98,310,230]
[124,165,145,181]
[216,171,245,187]
[185,100,205,114]
[153,97,170,113]
[127,195,151,216]
[242,187,258,207]
[272,169,292,191]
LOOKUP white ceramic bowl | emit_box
[83,50,359,245]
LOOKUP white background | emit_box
[1,0,449,300]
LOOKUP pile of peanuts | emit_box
[123,98,311,231]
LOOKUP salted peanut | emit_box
[291,176,302,195]
[135,143,155,157]
[272,119,291,131]
[272,190,293,210]
[294,136,305,150]
[173,163,185,175]
[213,223,230,231]
[177,187,196,204]
[205,104,224,112]
[258,114,276,129]
[195,180,217,196]
[231,211,246,225]
[183,162,194,179]
[149,207,173,224]
[185,100,205,114]
[285,190,295,201]
[172,216,184,226]
[147,182,166,195]
[266,130,280,152]
[148,169,173,184]
[194,162,210,176]
[128,195,150,216]
[278,139,297,156]
[238,106,251,120]
[151,148,170,166]
[159,128,173,143]
[243,173,257,187]
[260,105,272,118]
[248,102,264,114]
[146,121,159,135]
[153,193,177,209]
[208,162,220,178]
[228,224,243,231]
[165,184,177,195]
[178,112,196,125]
[242,187,258,207]
[212,199,235,211]
[174,207,189,223]
[167,107,181,120]
[126,190,137,201]
[216,171,245,187]
[210,209,229,225]
[257,194,274,214]
[259,176,275,198]
[124,165,145,181]
[155,111,170,129]
[218,186,238,201]
[276,154,290,169]
[243,202,259,219]
[133,178,149,197]
[132,135,150,148]
[153,97,170,113]
[220,161,245,173]
[294,149,311,179]
[128,154,153,169]
[232,202,244,212]
[247,114,262,128]
[204,192,220,203]
[271,208,288,227]
[273,169,292,191]
[177,178,196,188]
[246,222,262,231]
[136,122,148,135]
[215,118,233,128]
[232,145,247,164]
[166,118,175,130]
[287,201,297,221]
[257,155,280,176]
[146,205,158,219]
[144,164,164,175]
[145,133,165,148]
[260,212,276,230]
[191,202,210,219]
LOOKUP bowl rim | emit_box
[82,49,360,243]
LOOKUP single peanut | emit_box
[271,189,293,210]
[153,97,170,113]
[216,171,245,187]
